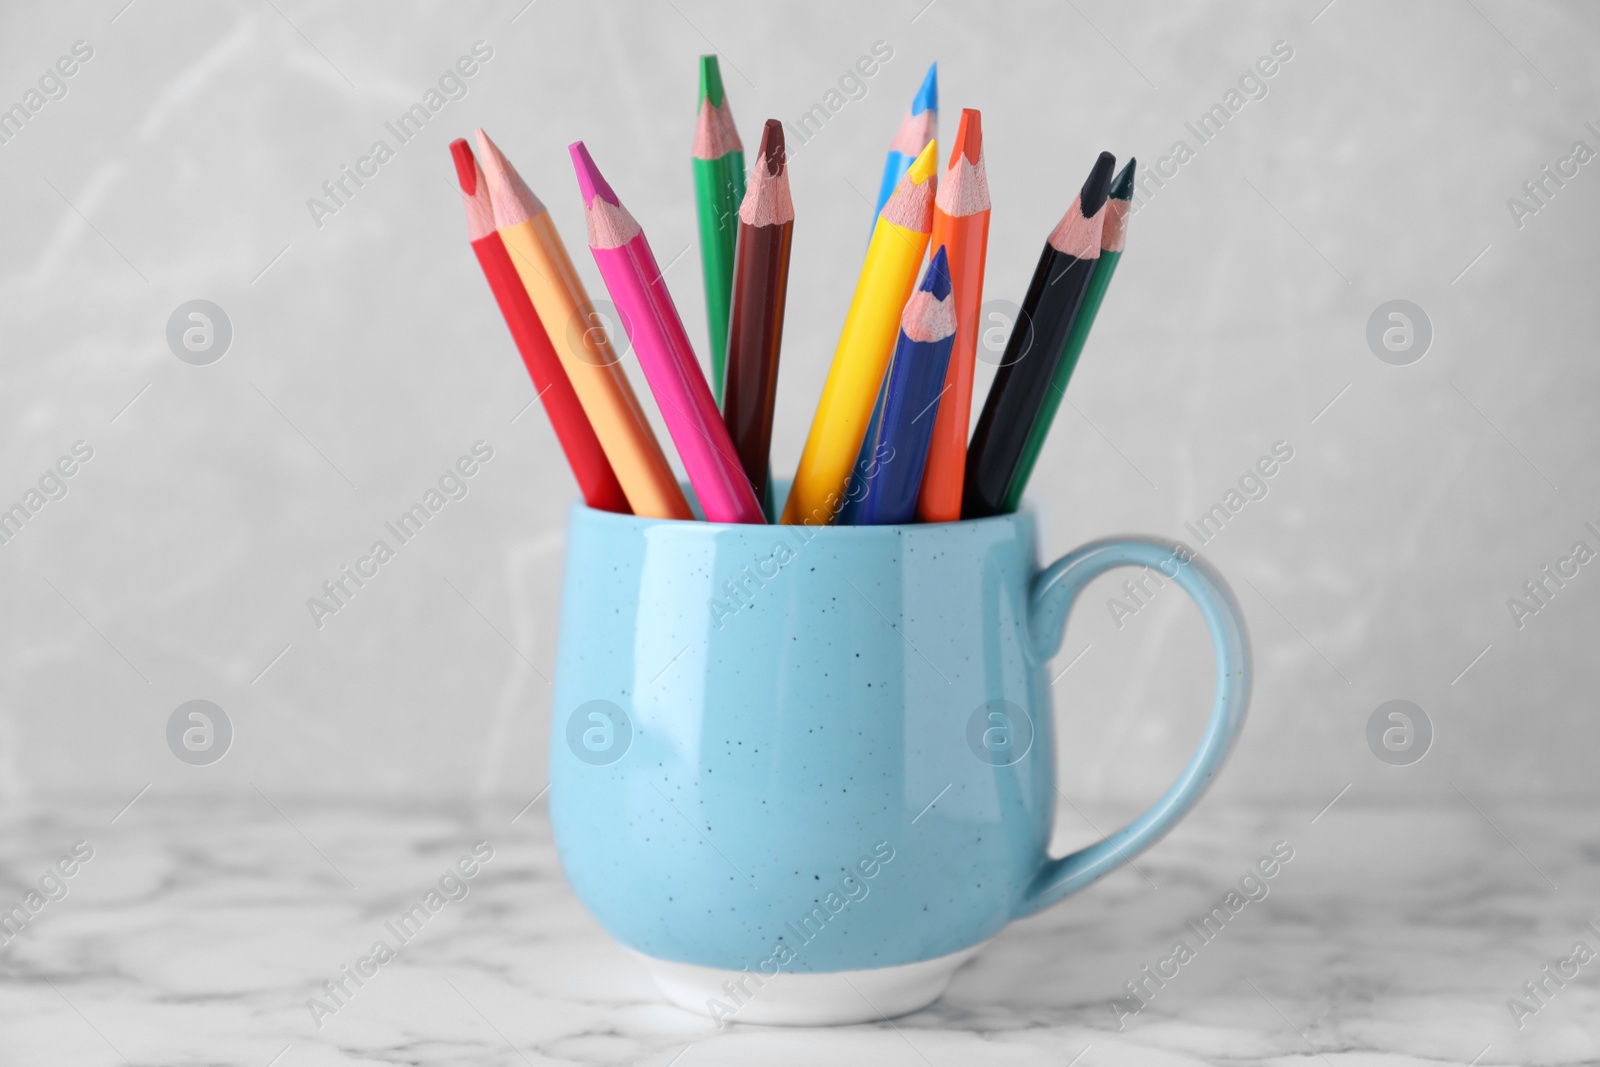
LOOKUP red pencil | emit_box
[450,139,628,514]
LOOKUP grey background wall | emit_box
[1,0,1596,818]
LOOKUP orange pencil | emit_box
[475,130,692,520]
[916,109,991,523]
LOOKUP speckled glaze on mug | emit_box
[548,488,1249,1020]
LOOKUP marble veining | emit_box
[1,796,1597,1065]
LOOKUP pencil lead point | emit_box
[1080,151,1116,217]
[952,108,981,167]
[759,119,786,177]
[699,54,725,108]
[923,245,952,301]
[449,139,477,195]
[474,128,503,178]
[912,62,937,116]
[568,141,618,207]
[907,138,940,185]
[1109,158,1137,201]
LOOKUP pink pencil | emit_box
[569,142,764,525]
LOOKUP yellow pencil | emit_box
[781,139,938,526]
[476,129,692,520]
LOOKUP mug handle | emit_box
[1014,536,1251,918]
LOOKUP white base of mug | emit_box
[634,941,990,1026]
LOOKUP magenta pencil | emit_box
[569,142,764,525]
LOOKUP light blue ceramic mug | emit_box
[549,486,1249,1025]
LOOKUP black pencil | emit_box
[961,151,1115,519]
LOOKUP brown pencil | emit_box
[722,120,794,517]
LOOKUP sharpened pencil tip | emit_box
[912,62,937,116]
[699,54,725,108]
[1109,158,1137,200]
[952,108,981,167]
[759,119,786,177]
[907,138,940,185]
[923,245,952,301]
[449,139,477,194]
[1080,151,1116,217]
[568,141,618,207]
[474,128,503,179]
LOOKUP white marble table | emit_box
[2,795,1596,1066]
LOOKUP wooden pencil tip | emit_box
[907,138,940,185]
[952,109,981,167]
[474,127,506,187]
[759,119,786,177]
[449,139,477,194]
[911,62,937,116]
[1109,158,1137,201]
[1080,151,1116,217]
[568,141,618,207]
[699,54,725,108]
[476,128,546,225]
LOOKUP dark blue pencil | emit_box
[849,246,957,525]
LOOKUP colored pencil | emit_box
[781,139,939,526]
[915,109,991,524]
[570,142,765,525]
[692,55,746,404]
[873,62,937,221]
[450,139,628,514]
[962,152,1116,520]
[722,119,794,520]
[475,130,692,521]
[1003,158,1136,512]
[849,246,958,526]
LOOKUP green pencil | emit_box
[692,55,745,403]
[1001,158,1136,512]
